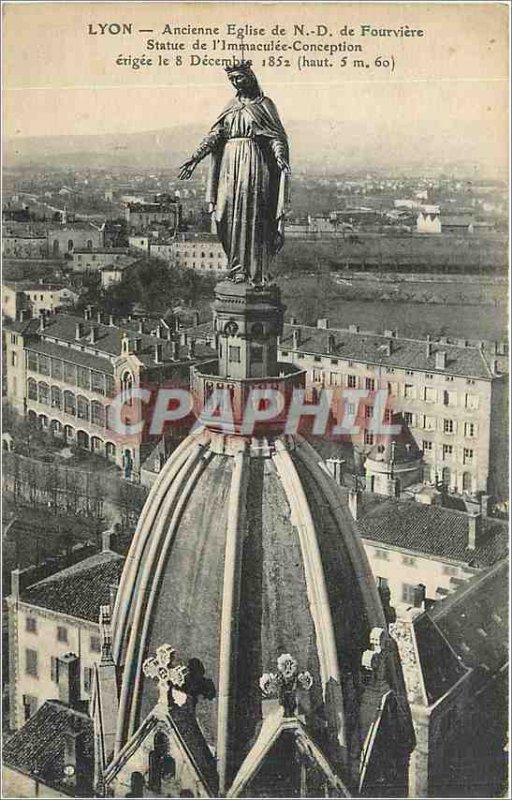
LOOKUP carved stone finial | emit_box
[260,653,313,717]
[143,644,189,707]
[361,626,388,681]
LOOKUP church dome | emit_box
[111,426,409,795]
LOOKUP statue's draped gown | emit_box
[192,93,289,283]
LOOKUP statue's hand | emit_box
[276,156,291,174]
[178,159,197,180]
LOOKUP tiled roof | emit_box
[2,700,94,795]
[279,324,494,380]
[21,550,124,622]
[429,558,508,672]
[413,614,468,703]
[356,495,508,568]
[27,339,115,373]
[23,313,215,369]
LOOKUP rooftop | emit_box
[2,700,94,795]
[355,493,508,568]
[20,550,125,623]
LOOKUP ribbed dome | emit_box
[111,428,405,793]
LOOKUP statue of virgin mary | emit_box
[179,61,290,285]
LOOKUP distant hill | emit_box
[3,120,498,177]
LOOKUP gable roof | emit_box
[20,550,124,623]
[2,700,94,796]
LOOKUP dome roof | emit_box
[111,428,408,794]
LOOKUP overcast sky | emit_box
[3,2,509,173]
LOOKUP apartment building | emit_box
[2,282,79,319]
[48,222,104,256]
[172,233,229,273]
[276,320,506,496]
[70,248,134,273]
[7,538,123,732]
[3,309,215,477]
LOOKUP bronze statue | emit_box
[179,61,290,285]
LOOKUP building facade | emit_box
[48,223,104,256]
[70,248,133,272]
[2,282,78,319]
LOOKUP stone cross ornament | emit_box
[260,653,313,717]
[143,644,189,707]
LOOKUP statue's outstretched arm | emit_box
[178,125,224,180]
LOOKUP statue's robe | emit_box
[194,93,289,282]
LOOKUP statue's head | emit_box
[225,60,260,96]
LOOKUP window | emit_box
[387,382,398,397]
[445,376,454,382]
[443,419,454,434]
[374,549,390,561]
[404,412,414,426]
[77,366,90,390]
[26,648,38,677]
[402,555,416,567]
[27,351,38,372]
[404,384,415,399]
[383,409,392,423]
[364,431,374,445]
[465,393,479,410]
[330,359,339,366]
[364,405,374,419]
[51,358,63,381]
[314,356,321,363]
[347,375,357,388]
[251,345,263,364]
[51,656,59,683]
[23,694,38,721]
[464,422,477,438]
[426,373,433,380]
[10,334,17,345]
[11,352,17,367]
[402,583,417,604]
[424,386,437,403]
[346,402,356,416]
[228,346,240,363]
[463,448,474,464]
[280,350,289,357]
[423,415,436,431]
[25,617,37,633]
[467,379,476,386]
[90,635,101,653]
[330,372,342,387]
[312,369,323,383]
[365,377,375,391]
[405,370,414,376]
[442,444,453,459]
[422,440,433,451]
[84,667,94,694]
[57,626,68,643]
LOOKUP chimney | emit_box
[89,325,99,344]
[97,311,104,324]
[133,337,142,353]
[180,331,188,346]
[156,323,164,339]
[326,457,344,485]
[62,720,87,793]
[108,314,115,326]
[348,489,362,521]
[154,342,163,364]
[138,319,144,334]
[289,316,298,325]
[75,322,84,340]
[413,584,426,609]
[384,340,393,357]
[38,311,47,331]
[58,652,81,707]
[426,340,433,357]
[84,306,93,321]
[171,341,179,360]
[349,324,360,333]
[18,308,30,322]
[102,526,119,552]
[435,350,447,370]
[188,340,195,359]
[467,511,483,550]
[384,329,397,338]
[192,311,200,327]
[10,568,21,600]
[327,334,336,354]
[292,329,301,349]
[492,359,500,376]
[317,318,329,329]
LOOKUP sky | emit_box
[3,2,509,172]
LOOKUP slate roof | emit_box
[429,558,508,672]
[20,550,124,622]
[356,495,508,568]
[22,312,216,370]
[279,324,494,380]
[2,700,94,795]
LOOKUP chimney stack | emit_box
[188,340,196,359]
[292,329,301,349]
[349,324,360,333]
[180,331,188,346]
[97,311,104,324]
[467,511,483,550]
[327,334,336,354]
[84,306,93,321]
[58,652,81,707]
[89,325,99,344]
[317,318,329,329]
[154,342,163,364]
[384,340,393,357]
[132,337,142,353]
[138,320,144,334]
[348,489,362,521]
[75,322,84,340]
[108,314,115,326]
[426,340,433,357]
[171,341,179,361]
[102,526,119,553]
[413,584,426,609]
[289,316,297,325]
[435,350,447,370]
[38,311,47,331]
[192,311,200,327]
